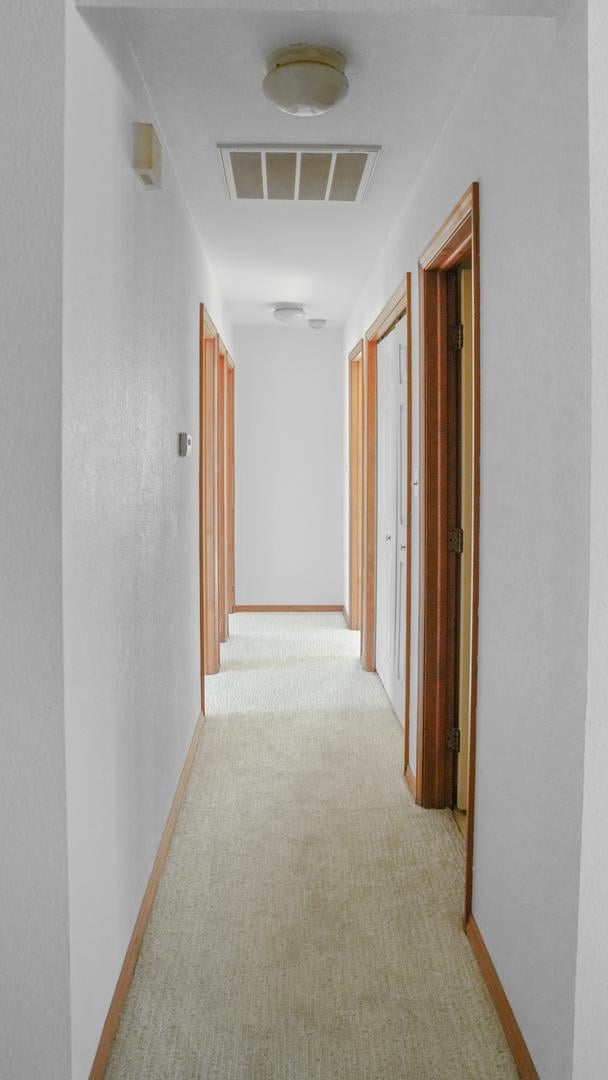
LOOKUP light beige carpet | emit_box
[106,613,517,1080]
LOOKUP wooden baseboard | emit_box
[233,604,343,613]
[89,712,206,1079]
[404,764,417,800]
[466,914,538,1079]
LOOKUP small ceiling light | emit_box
[263,45,349,117]
[308,319,327,330]
[274,303,306,323]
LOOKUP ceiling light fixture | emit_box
[263,45,349,117]
[308,319,327,330]
[274,303,306,323]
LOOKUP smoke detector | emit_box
[263,45,349,117]
[274,304,306,324]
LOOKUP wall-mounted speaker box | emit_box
[133,122,162,189]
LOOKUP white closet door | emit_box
[394,329,407,727]
[375,317,407,726]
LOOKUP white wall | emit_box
[63,8,231,1076]
[0,4,72,1078]
[344,7,590,1077]
[573,1,608,1074]
[234,326,343,606]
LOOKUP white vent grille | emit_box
[219,145,379,203]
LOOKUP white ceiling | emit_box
[117,7,502,327]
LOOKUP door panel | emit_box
[396,341,407,717]
[376,317,408,725]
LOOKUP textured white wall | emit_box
[573,1,608,1074]
[234,326,344,606]
[0,4,72,1078]
[63,8,230,1076]
[344,9,590,1077]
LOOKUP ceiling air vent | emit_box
[219,145,380,203]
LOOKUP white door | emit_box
[376,317,408,725]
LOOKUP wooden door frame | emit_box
[225,361,236,621]
[416,182,480,922]
[199,306,235,698]
[347,340,364,630]
[217,347,227,644]
[199,306,220,681]
[359,275,412,757]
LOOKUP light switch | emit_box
[178,433,192,457]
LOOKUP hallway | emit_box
[106,614,516,1079]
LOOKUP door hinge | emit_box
[446,727,461,753]
[448,323,464,351]
[448,526,464,554]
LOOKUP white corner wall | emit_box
[344,8,590,1077]
[0,4,72,1078]
[573,1,608,1075]
[63,8,230,1076]
[234,326,344,606]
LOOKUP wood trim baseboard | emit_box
[233,604,343,613]
[89,712,206,1079]
[466,915,539,1080]
[404,764,417,800]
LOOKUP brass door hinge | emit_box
[448,526,464,554]
[448,323,464,351]
[446,727,461,753]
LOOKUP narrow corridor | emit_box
[107,614,516,1079]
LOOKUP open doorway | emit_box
[416,184,479,921]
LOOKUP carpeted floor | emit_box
[106,613,517,1080]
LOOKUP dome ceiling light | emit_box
[263,45,349,117]
[274,303,306,324]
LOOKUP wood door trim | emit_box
[420,186,477,269]
[404,764,416,800]
[349,338,364,363]
[203,331,219,674]
[198,309,206,713]
[466,915,539,1079]
[403,288,413,781]
[89,712,205,1079]
[203,308,218,340]
[348,344,364,631]
[234,604,343,613]
[417,183,480,925]
[361,334,377,671]
[226,366,236,616]
[366,277,409,343]
[199,305,232,678]
[217,351,227,644]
